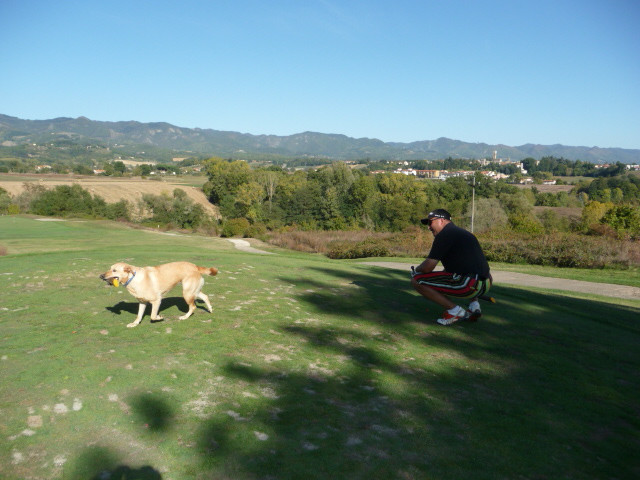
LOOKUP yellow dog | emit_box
[101,262,218,327]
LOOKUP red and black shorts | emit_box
[413,272,492,299]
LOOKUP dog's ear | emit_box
[123,264,134,274]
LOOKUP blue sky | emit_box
[1,0,639,149]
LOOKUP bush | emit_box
[221,218,250,237]
[601,205,640,240]
[266,225,640,269]
[479,230,639,268]
[7,204,20,215]
[326,239,389,259]
[104,200,132,222]
[0,191,12,214]
[245,223,267,239]
[507,213,543,235]
[140,189,211,230]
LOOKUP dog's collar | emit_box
[122,271,136,287]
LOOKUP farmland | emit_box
[0,173,219,218]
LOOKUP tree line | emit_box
[201,158,640,239]
[1,156,638,241]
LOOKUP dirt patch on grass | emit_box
[0,174,220,218]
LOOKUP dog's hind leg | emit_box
[179,276,201,320]
[179,297,197,320]
[194,276,213,313]
[198,291,213,313]
[127,303,148,328]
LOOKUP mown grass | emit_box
[1,216,639,480]
[488,262,640,288]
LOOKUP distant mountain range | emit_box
[1,114,638,164]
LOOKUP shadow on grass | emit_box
[105,297,210,319]
[189,265,640,479]
[65,446,162,480]
[129,392,176,432]
[65,393,174,479]
[84,263,639,479]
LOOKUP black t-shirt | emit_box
[427,222,490,278]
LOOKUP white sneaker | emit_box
[465,300,482,322]
[437,306,465,326]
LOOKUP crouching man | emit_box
[411,209,492,325]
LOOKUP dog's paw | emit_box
[126,322,138,328]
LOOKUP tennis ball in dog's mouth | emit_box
[113,278,119,287]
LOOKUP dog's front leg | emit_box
[149,299,164,322]
[127,303,147,328]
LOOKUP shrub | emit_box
[266,229,384,254]
[221,218,250,237]
[140,190,209,229]
[28,184,115,218]
[0,190,11,214]
[104,200,132,222]
[601,205,640,240]
[266,226,640,268]
[326,239,389,259]
[479,230,639,268]
[507,212,544,235]
[245,223,267,239]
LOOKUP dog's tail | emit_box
[198,266,218,276]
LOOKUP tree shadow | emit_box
[129,392,176,432]
[66,393,174,479]
[65,446,163,480]
[278,265,424,326]
[190,264,640,479]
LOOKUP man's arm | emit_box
[415,258,439,274]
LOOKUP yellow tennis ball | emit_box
[113,278,119,287]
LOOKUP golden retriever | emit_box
[100,261,218,327]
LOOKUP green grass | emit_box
[1,216,639,480]
[488,262,640,288]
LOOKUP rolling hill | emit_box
[1,114,639,163]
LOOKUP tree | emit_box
[255,169,280,212]
[376,194,413,231]
[202,158,251,204]
[601,205,640,239]
[234,181,264,223]
[580,200,613,232]
[347,175,377,228]
[140,189,208,229]
[499,190,535,216]
[0,187,12,214]
[467,197,508,233]
[113,161,126,175]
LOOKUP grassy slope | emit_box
[1,216,639,480]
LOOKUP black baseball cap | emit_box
[420,209,451,225]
